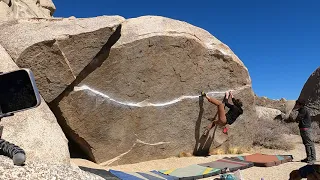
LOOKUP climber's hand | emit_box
[229,91,234,98]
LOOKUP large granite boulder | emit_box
[0,16,125,102]
[0,0,56,21]
[53,16,256,165]
[0,45,70,165]
[298,67,320,122]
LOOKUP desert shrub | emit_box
[281,121,320,144]
[225,114,303,152]
[311,121,320,143]
[282,122,300,135]
[248,118,294,150]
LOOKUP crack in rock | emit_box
[73,84,251,107]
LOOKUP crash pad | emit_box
[158,164,221,179]
[109,169,178,180]
[231,153,293,167]
[79,166,120,180]
[198,158,253,172]
[109,169,146,180]
[138,171,179,180]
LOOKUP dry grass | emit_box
[209,146,252,155]
[178,152,193,157]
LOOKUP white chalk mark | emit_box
[136,139,170,146]
[99,138,170,166]
[99,142,136,166]
[74,84,251,107]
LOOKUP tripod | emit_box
[0,106,26,166]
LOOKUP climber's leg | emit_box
[206,96,227,125]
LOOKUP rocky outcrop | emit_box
[283,100,296,120]
[0,155,103,180]
[0,45,70,165]
[256,106,282,120]
[0,0,56,21]
[0,16,125,102]
[255,95,296,120]
[255,95,287,113]
[53,16,256,165]
[298,67,320,122]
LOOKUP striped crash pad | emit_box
[198,157,254,172]
[158,164,221,179]
[109,169,179,180]
[231,153,293,167]
[79,166,120,180]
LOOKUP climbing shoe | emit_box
[223,127,229,134]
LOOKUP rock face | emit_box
[0,155,103,180]
[0,45,70,165]
[255,95,287,113]
[54,16,256,165]
[255,95,296,120]
[0,0,56,21]
[0,16,125,102]
[283,100,296,120]
[299,67,320,122]
[256,106,282,120]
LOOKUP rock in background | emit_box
[0,45,70,164]
[0,0,56,22]
[255,95,296,121]
[256,106,282,120]
[298,67,320,122]
[54,16,256,165]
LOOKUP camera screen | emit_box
[0,70,38,114]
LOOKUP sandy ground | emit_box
[71,135,320,180]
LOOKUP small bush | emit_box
[311,121,320,143]
[281,121,320,144]
[282,122,300,135]
[248,118,294,150]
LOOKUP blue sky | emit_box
[53,0,319,100]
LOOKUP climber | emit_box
[201,91,243,135]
